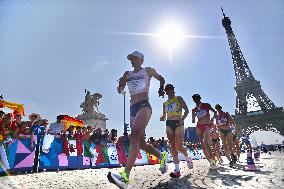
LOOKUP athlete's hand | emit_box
[160,115,165,121]
[158,88,165,98]
[117,86,124,94]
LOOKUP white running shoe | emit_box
[107,170,129,189]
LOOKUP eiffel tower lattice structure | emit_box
[221,8,284,135]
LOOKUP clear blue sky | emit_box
[1,0,283,138]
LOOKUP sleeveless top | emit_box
[164,96,182,117]
[217,112,229,126]
[126,68,151,96]
[192,103,210,119]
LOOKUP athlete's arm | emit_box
[160,103,166,121]
[192,108,196,123]
[146,67,165,97]
[117,71,128,94]
[177,96,189,121]
[227,112,234,126]
[208,104,217,118]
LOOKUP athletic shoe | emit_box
[232,154,237,164]
[170,170,181,178]
[159,151,168,174]
[229,161,234,167]
[187,158,193,169]
[213,159,219,166]
[107,168,129,189]
[210,160,217,169]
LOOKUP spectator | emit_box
[0,113,12,142]
[102,129,111,144]
[18,121,31,137]
[85,126,93,141]
[30,119,47,148]
[74,126,84,156]
[28,113,41,128]
[110,129,117,143]
[90,128,103,145]
[69,125,76,138]
[82,126,94,158]
[30,119,48,172]
[47,115,64,137]
[0,110,5,119]
[10,113,22,133]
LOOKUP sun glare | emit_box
[157,22,186,49]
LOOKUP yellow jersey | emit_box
[164,96,182,117]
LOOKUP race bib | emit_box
[210,128,216,134]
[217,117,228,125]
[167,102,177,112]
[128,76,146,92]
[196,110,207,118]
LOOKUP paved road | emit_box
[0,152,283,189]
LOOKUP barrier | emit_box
[0,136,37,174]
[1,135,205,175]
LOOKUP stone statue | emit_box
[80,90,102,115]
[77,90,108,130]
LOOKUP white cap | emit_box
[127,51,144,60]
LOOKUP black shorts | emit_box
[166,120,180,131]
[130,100,152,117]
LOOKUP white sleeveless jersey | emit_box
[126,68,151,96]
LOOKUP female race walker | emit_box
[108,51,168,189]
[209,119,222,164]
[160,84,193,178]
[192,94,217,168]
[215,104,237,166]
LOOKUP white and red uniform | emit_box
[192,103,211,134]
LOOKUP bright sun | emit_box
[157,22,185,49]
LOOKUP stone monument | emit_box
[76,90,108,130]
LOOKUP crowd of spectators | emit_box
[1,110,207,156]
[0,111,118,148]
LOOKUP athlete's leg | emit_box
[227,133,236,157]
[215,141,222,161]
[125,107,152,175]
[166,126,179,164]
[139,130,160,158]
[234,139,241,160]
[220,133,231,161]
[196,129,211,162]
[203,128,213,161]
[174,125,188,158]
[211,142,217,159]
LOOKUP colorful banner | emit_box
[39,137,90,170]
[107,143,120,166]
[0,136,37,173]
[1,135,207,174]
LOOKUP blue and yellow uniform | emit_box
[164,96,182,131]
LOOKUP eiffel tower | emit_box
[221,8,284,135]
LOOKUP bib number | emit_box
[218,117,228,125]
[196,110,207,118]
[167,102,177,112]
[128,78,146,92]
